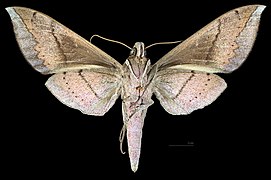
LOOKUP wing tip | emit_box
[247,4,266,15]
[255,5,266,12]
[5,7,16,18]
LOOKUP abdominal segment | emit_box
[124,103,147,172]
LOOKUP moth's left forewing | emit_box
[6,7,123,116]
[154,5,266,73]
[6,7,122,74]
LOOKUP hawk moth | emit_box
[6,5,265,172]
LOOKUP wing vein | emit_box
[206,19,222,60]
[174,73,195,99]
[78,70,101,99]
[50,21,68,62]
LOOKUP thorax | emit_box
[121,42,153,103]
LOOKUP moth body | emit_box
[121,42,154,172]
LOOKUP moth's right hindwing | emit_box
[153,5,265,115]
[153,69,227,115]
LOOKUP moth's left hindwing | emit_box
[6,7,123,115]
[46,69,121,115]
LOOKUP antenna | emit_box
[90,34,132,50]
[146,40,183,49]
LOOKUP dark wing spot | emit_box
[31,12,37,23]
[234,10,241,20]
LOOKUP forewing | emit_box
[154,5,265,73]
[45,69,121,116]
[6,6,123,116]
[6,6,122,74]
[153,70,226,115]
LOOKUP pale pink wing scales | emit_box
[6,7,123,116]
[45,70,121,116]
[154,70,227,115]
[153,5,265,115]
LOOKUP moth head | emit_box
[130,42,146,58]
[126,42,151,81]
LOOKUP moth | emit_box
[6,5,265,172]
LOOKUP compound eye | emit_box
[129,48,137,56]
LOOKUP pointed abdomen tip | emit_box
[131,165,138,173]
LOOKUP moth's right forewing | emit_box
[154,5,265,73]
[45,69,122,116]
[152,5,265,115]
[6,7,122,74]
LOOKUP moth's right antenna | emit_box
[90,34,132,50]
[146,40,183,49]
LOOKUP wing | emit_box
[6,7,123,115]
[152,5,265,115]
[154,5,265,73]
[6,6,122,74]
[153,69,226,115]
[45,69,121,116]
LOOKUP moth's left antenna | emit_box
[90,34,132,50]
